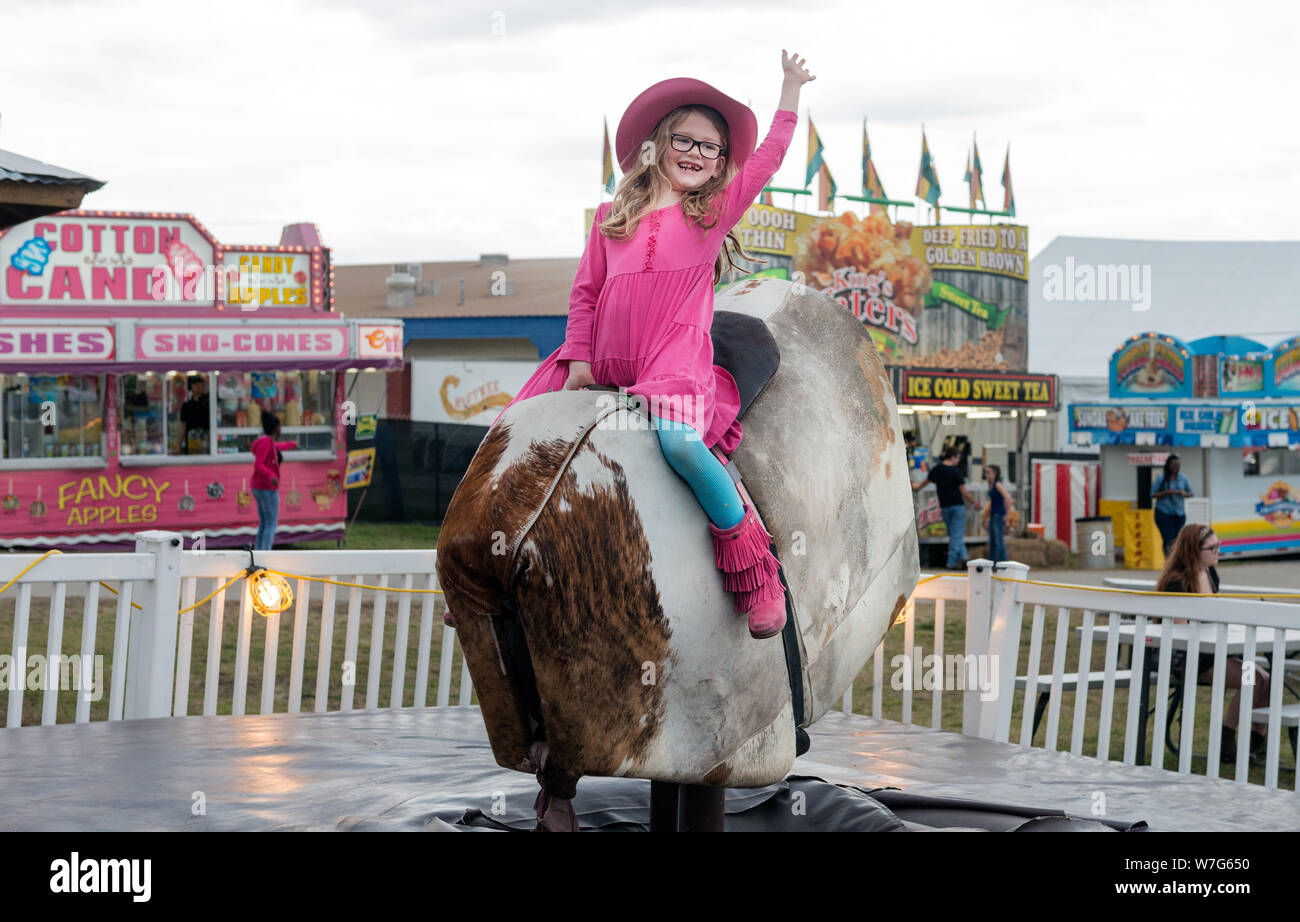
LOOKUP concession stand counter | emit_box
[0,210,403,549]
[1068,331,1300,558]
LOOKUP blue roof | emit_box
[1187,335,1271,356]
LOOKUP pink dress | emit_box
[506,109,799,454]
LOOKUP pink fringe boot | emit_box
[708,507,787,639]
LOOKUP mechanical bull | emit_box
[435,277,919,829]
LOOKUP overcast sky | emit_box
[2,0,1296,265]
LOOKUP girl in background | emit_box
[1157,523,1271,762]
[250,412,298,551]
[983,464,1014,564]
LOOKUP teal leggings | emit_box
[653,415,745,529]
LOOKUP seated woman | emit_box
[1156,523,1271,762]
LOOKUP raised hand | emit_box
[781,50,816,85]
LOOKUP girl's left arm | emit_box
[720,51,815,229]
[998,482,1014,509]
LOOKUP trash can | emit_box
[1075,516,1115,568]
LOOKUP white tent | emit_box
[1029,236,1300,449]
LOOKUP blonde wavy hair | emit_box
[600,104,766,286]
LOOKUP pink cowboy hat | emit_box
[614,77,758,174]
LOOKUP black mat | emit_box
[0,707,1290,831]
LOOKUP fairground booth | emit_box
[718,201,1057,560]
[1068,331,1300,559]
[0,211,402,549]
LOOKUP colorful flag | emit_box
[818,160,837,212]
[805,117,826,188]
[862,118,886,215]
[916,129,941,206]
[1001,145,1015,217]
[602,118,616,195]
[965,136,985,209]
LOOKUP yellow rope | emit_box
[0,550,146,611]
[264,569,444,596]
[174,570,446,616]
[0,549,63,595]
[991,574,1300,600]
[176,574,248,616]
[96,581,145,611]
[0,553,443,621]
[914,572,966,588]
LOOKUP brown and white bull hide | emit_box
[436,278,918,794]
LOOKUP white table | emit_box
[1076,621,1300,764]
[1102,576,1300,597]
[1084,621,1300,655]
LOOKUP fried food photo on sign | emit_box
[793,211,932,313]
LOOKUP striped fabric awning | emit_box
[1033,459,1101,552]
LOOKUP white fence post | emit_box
[990,561,1030,624]
[963,558,993,735]
[968,560,1030,740]
[124,530,184,720]
[979,561,1031,741]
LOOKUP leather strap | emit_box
[505,399,623,589]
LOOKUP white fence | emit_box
[5,531,1299,791]
[844,560,1300,790]
[1,531,472,727]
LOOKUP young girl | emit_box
[250,412,298,551]
[1156,523,1271,762]
[504,51,815,638]
[983,464,1014,563]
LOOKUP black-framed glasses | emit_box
[669,133,725,160]
[1201,542,1221,552]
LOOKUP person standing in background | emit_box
[250,412,298,551]
[179,375,210,454]
[984,464,1014,564]
[1151,453,1193,555]
[913,446,980,569]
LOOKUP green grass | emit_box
[288,521,441,550]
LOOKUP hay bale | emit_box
[1005,537,1047,567]
[1043,539,1069,567]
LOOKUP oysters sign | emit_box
[734,205,1029,371]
